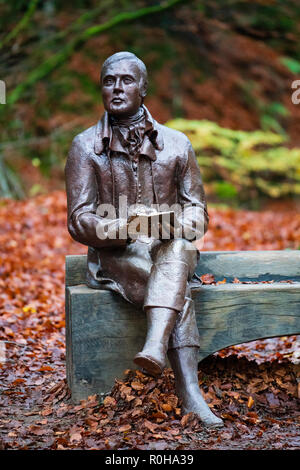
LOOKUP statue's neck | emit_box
[109,106,144,127]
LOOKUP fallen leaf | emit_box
[162,403,172,412]
[118,424,132,433]
[41,408,53,416]
[103,396,116,407]
[70,432,82,443]
[180,412,194,427]
[247,396,255,409]
[144,420,158,433]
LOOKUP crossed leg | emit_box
[94,238,223,427]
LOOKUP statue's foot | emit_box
[133,352,163,377]
[181,385,224,429]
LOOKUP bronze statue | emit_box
[65,51,223,428]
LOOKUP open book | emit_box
[128,210,176,239]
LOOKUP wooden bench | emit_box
[65,250,300,401]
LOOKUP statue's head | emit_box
[100,51,148,118]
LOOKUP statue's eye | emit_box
[123,77,133,84]
[104,77,114,85]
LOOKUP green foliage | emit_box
[280,57,300,75]
[0,155,24,199]
[214,181,238,200]
[166,119,300,200]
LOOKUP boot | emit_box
[134,307,177,377]
[168,346,224,428]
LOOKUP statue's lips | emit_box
[111,98,124,104]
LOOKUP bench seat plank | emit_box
[196,250,300,282]
[66,250,300,287]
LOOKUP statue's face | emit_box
[101,59,144,118]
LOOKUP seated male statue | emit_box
[65,51,223,428]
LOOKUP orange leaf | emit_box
[200,273,215,285]
[247,396,255,409]
[103,396,116,407]
[162,403,172,412]
[38,366,53,372]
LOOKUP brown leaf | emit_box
[132,409,143,418]
[29,425,51,436]
[118,424,132,433]
[220,431,232,440]
[246,412,260,424]
[133,398,142,407]
[180,412,194,427]
[144,420,158,433]
[69,432,82,443]
[131,381,144,391]
[165,395,178,408]
[151,411,168,421]
[103,396,116,407]
[41,408,53,416]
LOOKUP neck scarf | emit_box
[110,107,146,159]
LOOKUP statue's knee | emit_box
[152,238,197,266]
[168,238,196,255]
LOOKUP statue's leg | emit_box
[134,239,198,376]
[167,292,224,428]
[168,346,224,428]
[133,307,177,376]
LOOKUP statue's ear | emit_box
[140,79,148,99]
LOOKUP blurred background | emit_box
[0,0,300,209]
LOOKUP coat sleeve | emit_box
[176,138,209,241]
[65,135,127,248]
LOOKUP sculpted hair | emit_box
[100,51,148,96]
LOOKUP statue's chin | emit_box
[106,102,142,119]
[110,110,138,119]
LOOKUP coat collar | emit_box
[94,105,164,159]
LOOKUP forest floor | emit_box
[0,191,299,450]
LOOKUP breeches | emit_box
[88,238,201,350]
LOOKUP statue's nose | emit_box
[113,78,123,93]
